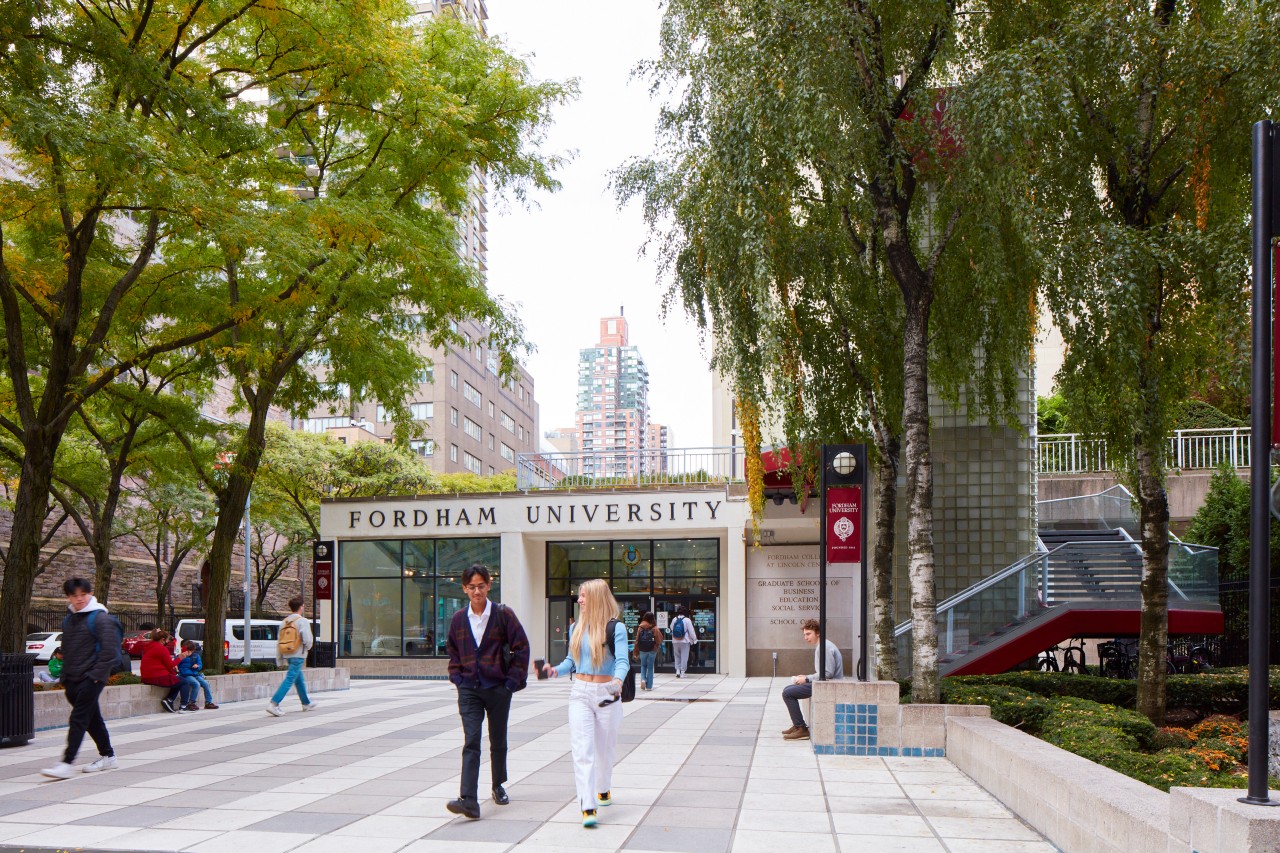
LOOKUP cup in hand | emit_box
[534,658,547,679]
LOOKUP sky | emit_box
[483,1,714,449]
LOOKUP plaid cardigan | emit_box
[446,602,531,691]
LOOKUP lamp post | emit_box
[820,444,868,681]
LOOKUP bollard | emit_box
[772,651,777,678]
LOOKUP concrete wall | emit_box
[1038,470,1236,529]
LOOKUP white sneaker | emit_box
[176,707,189,714]
[82,755,118,773]
[266,703,285,717]
[302,701,318,712]
[41,762,76,780]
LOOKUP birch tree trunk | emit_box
[872,434,901,680]
[1135,439,1170,724]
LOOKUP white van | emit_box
[173,618,281,662]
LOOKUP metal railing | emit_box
[517,446,746,490]
[1036,427,1250,474]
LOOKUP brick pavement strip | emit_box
[0,676,1057,853]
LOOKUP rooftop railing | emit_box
[1037,427,1249,474]
[517,446,746,491]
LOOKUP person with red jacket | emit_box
[139,630,186,713]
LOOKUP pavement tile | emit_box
[831,813,934,836]
[68,805,203,827]
[243,811,362,834]
[623,825,733,852]
[423,817,540,843]
[732,829,838,853]
[1,823,136,847]
[183,828,318,853]
[926,815,1043,841]
[836,835,947,852]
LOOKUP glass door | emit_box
[547,598,573,667]
[654,595,718,673]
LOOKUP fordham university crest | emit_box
[833,517,855,542]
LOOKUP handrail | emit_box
[893,548,1050,638]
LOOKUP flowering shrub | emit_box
[1153,726,1195,749]
[1191,715,1243,741]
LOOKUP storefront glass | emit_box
[339,537,499,657]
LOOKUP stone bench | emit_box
[33,668,349,731]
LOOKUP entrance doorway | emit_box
[654,595,717,674]
[546,595,652,667]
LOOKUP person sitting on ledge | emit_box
[780,618,844,741]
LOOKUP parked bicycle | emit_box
[1037,637,1087,674]
[1098,638,1137,679]
[1167,642,1213,674]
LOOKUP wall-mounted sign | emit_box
[314,539,334,601]
[825,486,862,564]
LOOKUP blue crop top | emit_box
[553,620,630,679]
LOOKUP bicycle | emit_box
[1037,645,1061,672]
[1060,637,1088,674]
[1098,639,1136,679]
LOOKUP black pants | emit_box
[62,679,113,764]
[457,686,512,802]
[782,681,813,727]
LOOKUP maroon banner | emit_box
[313,540,334,601]
[825,486,862,563]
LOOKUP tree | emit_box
[965,0,1279,722]
[617,0,1037,697]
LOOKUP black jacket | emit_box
[60,607,119,683]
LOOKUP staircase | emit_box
[894,529,1222,678]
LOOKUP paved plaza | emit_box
[0,676,1056,852]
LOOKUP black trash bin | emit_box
[309,642,336,668]
[0,653,37,747]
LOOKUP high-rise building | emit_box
[291,0,539,476]
[570,313,666,478]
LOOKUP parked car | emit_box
[173,618,282,662]
[25,631,62,662]
[121,630,152,658]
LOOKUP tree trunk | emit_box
[872,435,901,681]
[902,295,938,702]
[1135,439,1170,724]
[0,441,58,651]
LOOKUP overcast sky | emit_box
[484,1,714,450]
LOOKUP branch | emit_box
[925,207,961,284]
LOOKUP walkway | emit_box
[0,676,1056,852]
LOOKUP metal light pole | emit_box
[242,492,251,667]
[1244,119,1277,807]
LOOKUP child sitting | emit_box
[178,641,218,710]
[35,648,63,684]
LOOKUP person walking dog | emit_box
[42,577,121,779]
[445,564,531,820]
[267,597,315,716]
[541,578,630,828]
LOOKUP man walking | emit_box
[670,606,697,678]
[42,578,121,779]
[780,619,845,741]
[266,596,315,716]
[446,564,530,820]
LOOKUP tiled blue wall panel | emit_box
[818,702,945,758]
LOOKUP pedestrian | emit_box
[445,564,530,820]
[780,618,845,741]
[670,605,697,677]
[178,640,218,710]
[634,611,662,691]
[41,577,121,778]
[140,630,188,713]
[540,578,629,828]
[266,596,316,716]
[35,648,64,684]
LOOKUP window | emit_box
[409,402,433,421]
[518,386,524,400]
[450,407,459,426]
[463,417,482,441]
[450,371,458,390]
[463,382,481,407]
[463,452,482,474]
[518,426,525,442]
[376,405,392,424]
[487,401,495,418]
[500,412,515,433]
[417,366,434,385]
[487,351,499,376]
[450,444,458,462]
[488,434,495,450]
[489,466,495,475]
[501,443,515,463]
[299,416,346,434]
[410,439,435,457]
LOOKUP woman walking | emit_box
[541,578,629,828]
[634,611,662,691]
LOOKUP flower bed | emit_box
[943,677,1256,791]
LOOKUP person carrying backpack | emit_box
[42,577,121,779]
[267,596,315,716]
[634,612,662,691]
[670,606,697,678]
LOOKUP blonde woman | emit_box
[540,578,629,828]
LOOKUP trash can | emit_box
[0,653,37,747]
[309,642,336,668]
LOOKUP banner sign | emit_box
[313,540,334,601]
[825,486,862,564]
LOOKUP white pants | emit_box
[673,642,691,674]
[567,680,622,810]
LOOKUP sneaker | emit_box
[161,698,176,713]
[41,762,76,780]
[582,809,597,827]
[82,755,118,773]
[204,702,219,710]
[446,798,481,819]
[266,703,285,717]
[177,707,190,714]
[597,791,612,806]
[302,701,318,712]
[783,726,811,740]
[184,703,199,711]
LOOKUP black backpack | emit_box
[64,610,125,675]
[604,619,637,703]
[636,626,656,652]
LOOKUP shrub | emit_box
[1191,714,1243,741]
[107,672,140,686]
[1153,726,1194,749]
[941,683,1054,732]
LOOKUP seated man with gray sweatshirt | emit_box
[780,618,844,740]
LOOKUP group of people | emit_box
[139,630,218,713]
